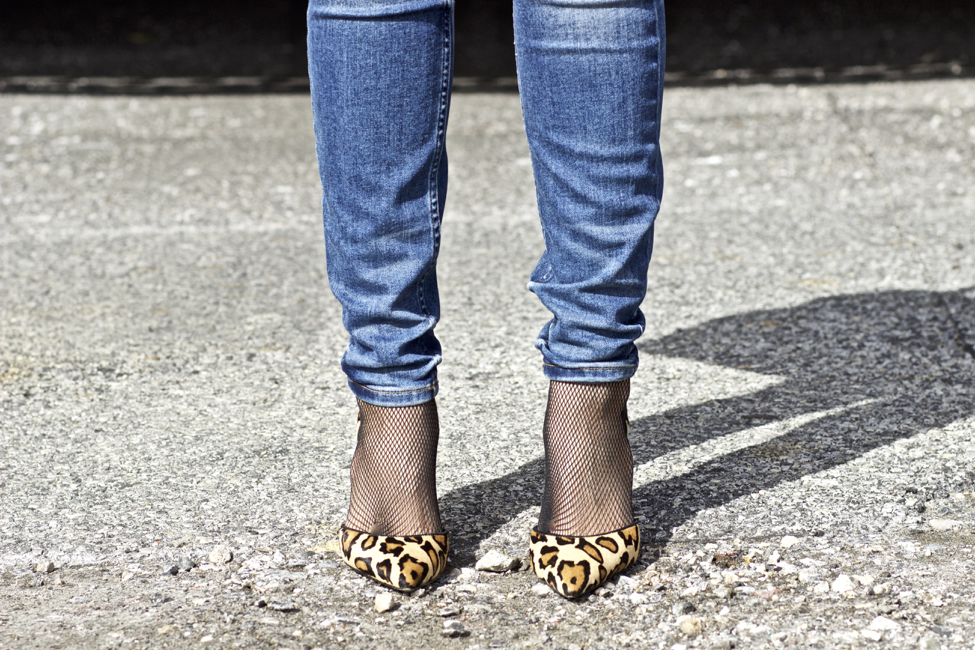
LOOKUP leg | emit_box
[307,0,453,590]
[516,0,665,383]
[516,0,665,598]
[308,0,453,408]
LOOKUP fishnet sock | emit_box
[537,379,633,537]
[345,399,442,536]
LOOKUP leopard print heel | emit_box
[339,526,449,592]
[529,524,640,599]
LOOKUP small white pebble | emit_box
[530,583,551,597]
[861,629,883,642]
[831,574,856,594]
[777,562,798,575]
[475,549,517,573]
[208,545,233,565]
[869,616,900,632]
[34,561,56,574]
[374,592,394,613]
[677,616,703,636]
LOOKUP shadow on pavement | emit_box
[440,289,975,563]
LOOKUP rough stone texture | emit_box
[475,550,519,573]
[1,80,974,649]
[678,614,704,636]
[373,592,394,614]
[208,546,233,565]
[832,575,856,594]
[443,620,466,638]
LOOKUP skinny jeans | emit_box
[308,0,666,406]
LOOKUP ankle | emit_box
[537,379,634,537]
[345,399,443,536]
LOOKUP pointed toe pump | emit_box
[339,526,450,592]
[529,524,640,599]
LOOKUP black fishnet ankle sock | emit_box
[537,379,634,537]
[344,398,442,536]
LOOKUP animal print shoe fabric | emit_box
[339,526,449,592]
[529,524,640,599]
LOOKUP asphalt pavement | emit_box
[1,79,974,649]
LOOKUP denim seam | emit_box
[348,379,439,395]
[416,2,452,357]
[542,362,638,370]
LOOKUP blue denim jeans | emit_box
[308,0,665,406]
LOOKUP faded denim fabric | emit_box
[308,0,665,405]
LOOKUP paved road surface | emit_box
[1,80,974,649]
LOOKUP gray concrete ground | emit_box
[1,79,974,649]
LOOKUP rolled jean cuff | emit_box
[541,361,637,384]
[347,378,439,407]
